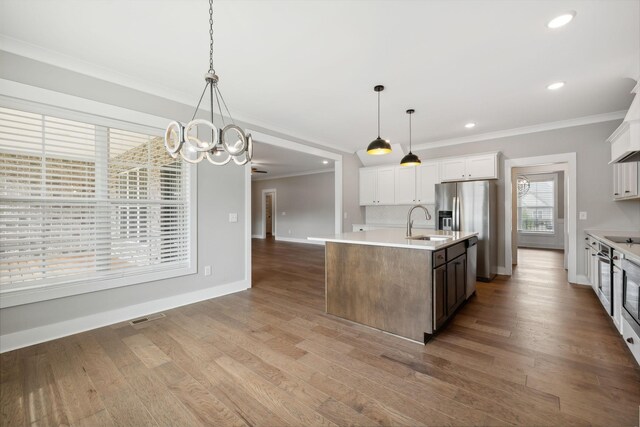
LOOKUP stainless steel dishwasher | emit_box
[466,237,478,298]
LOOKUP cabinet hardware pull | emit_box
[625,191,630,193]
[613,256,619,260]
[627,337,634,344]
[614,193,619,195]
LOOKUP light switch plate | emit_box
[579,211,587,220]
[204,265,212,276]
[282,211,286,216]
[229,213,238,223]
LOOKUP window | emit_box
[0,106,193,297]
[517,175,555,233]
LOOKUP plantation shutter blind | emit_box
[0,106,191,289]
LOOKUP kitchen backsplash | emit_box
[365,205,436,227]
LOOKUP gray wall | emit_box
[341,153,365,231]
[413,121,640,277]
[251,172,335,239]
[0,52,249,338]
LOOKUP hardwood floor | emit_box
[1,242,639,426]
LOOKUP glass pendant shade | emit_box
[367,137,392,155]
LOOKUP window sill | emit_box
[0,265,197,308]
[517,231,556,236]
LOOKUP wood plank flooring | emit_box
[1,241,639,426]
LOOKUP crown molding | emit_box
[412,110,626,151]
[0,35,353,155]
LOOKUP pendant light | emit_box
[164,0,252,166]
[400,109,421,166]
[366,85,392,155]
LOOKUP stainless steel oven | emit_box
[622,258,640,336]
[596,243,613,316]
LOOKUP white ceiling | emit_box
[1,0,638,157]
[250,142,333,180]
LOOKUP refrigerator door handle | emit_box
[452,196,458,231]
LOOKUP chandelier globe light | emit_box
[164,0,252,165]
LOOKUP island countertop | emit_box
[308,228,478,251]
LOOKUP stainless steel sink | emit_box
[407,235,452,241]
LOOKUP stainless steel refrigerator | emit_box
[435,181,497,281]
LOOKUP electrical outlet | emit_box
[204,265,212,276]
[579,211,587,220]
[282,211,286,216]
[228,213,238,223]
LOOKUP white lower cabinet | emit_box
[622,317,640,364]
[612,250,623,332]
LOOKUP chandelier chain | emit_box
[209,0,214,73]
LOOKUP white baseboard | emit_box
[251,234,262,239]
[275,236,325,246]
[0,279,249,354]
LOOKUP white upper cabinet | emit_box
[359,153,497,206]
[440,159,466,182]
[613,161,639,200]
[394,166,417,204]
[359,166,396,206]
[416,162,439,204]
[440,153,499,182]
[377,167,396,204]
[359,168,378,205]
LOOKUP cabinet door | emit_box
[433,264,447,330]
[455,254,467,306]
[446,262,457,314]
[440,159,466,182]
[465,154,497,180]
[359,168,377,205]
[377,167,396,205]
[624,162,638,197]
[395,166,417,204]
[417,162,438,204]
[613,163,624,199]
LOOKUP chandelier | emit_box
[517,175,530,198]
[164,0,252,165]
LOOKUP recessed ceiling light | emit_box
[464,122,476,129]
[547,11,576,29]
[547,81,565,90]
[322,160,329,164]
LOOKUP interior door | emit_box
[266,193,273,236]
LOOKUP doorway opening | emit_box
[504,153,577,283]
[262,189,276,239]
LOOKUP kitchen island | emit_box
[309,229,478,343]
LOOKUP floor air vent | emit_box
[129,312,166,326]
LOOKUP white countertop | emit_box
[352,223,435,229]
[585,229,640,264]
[309,228,478,251]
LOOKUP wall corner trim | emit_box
[0,279,249,354]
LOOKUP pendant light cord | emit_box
[377,91,381,138]
[209,0,215,73]
[409,112,412,152]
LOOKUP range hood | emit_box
[609,80,640,164]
